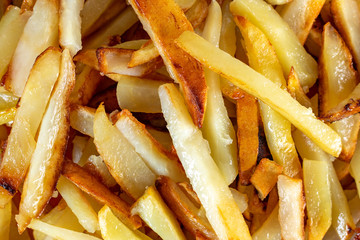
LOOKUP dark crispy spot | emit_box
[0,180,16,195]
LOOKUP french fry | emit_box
[250,159,283,200]
[70,104,96,137]
[77,139,98,167]
[287,67,312,109]
[304,19,322,58]
[0,47,61,208]
[331,0,360,71]
[83,155,117,188]
[156,176,218,240]
[93,104,156,199]
[252,204,281,240]
[236,94,259,185]
[230,0,318,90]
[114,109,187,182]
[131,186,186,240]
[277,0,325,45]
[98,205,151,240]
[28,219,101,240]
[0,6,31,80]
[184,0,209,29]
[62,160,142,230]
[159,83,251,240]
[266,0,292,5]
[146,127,173,151]
[0,201,11,240]
[0,87,18,110]
[0,107,16,125]
[56,176,99,233]
[350,135,360,198]
[16,48,75,233]
[59,0,83,57]
[0,0,10,17]
[176,31,342,157]
[229,188,248,213]
[201,0,238,185]
[3,0,59,97]
[129,0,207,128]
[20,0,35,11]
[235,16,302,178]
[277,175,305,240]
[73,49,99,70]
[128,41,160,68]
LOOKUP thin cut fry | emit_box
[129,0,207,128]
[176,31,342,157]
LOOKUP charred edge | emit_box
[0,180,16,195]
[257,126,272,164]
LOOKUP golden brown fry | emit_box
[304,19,323,58]
[184,0,209,29]
[128,41,159,68]
[70,104,96,137]
[129,0,207,128]
[250,158,283,200]
[236,93,259,185]
[62,160,142,230]
[287,67,312,109]
[83,155,117,188]
[73,49,99,70]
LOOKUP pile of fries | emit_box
[1,0,360,239]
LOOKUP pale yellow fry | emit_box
[81,0,114,36]
[230,0,318,90]
[0,201,11,240]
[176,31,341,157]
[0,6,31,80]
[70,104,96,138]
[252,205,281,240]
[0,107,16,125]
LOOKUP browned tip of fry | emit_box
[61,160,143,230]
[0,180,15,207]
[319,101,360,123]
[73,49,99,71]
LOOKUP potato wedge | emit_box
[114,109,187,182]
[277,175,305,240]
[176,31,342,157]
[235,16,302,178]
[159,83,251,240]
[277,0,325,45]
[131,186,186,240]
[230,0,318,90]
[98,205,151,240]
[0,6,31,80]
[70,104,96,137]
[0,47,61,208]
[3,0,59,97]
[93,104,156,199]
[62,160,142,230]
[129,0,207,128]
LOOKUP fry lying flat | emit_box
[175,31,342,157]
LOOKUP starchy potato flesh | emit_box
[3,0,59,97]
[93,104,156,199]
[114,75,165,113]
[98,205,151,240]
[28,219,101,240]
[0,201,11,240]
[131,186,186,240]
[56,176,99,233]
[235,16,302,178]
[230,0,318,90]
[176,30,342,157]
[331,0,360,71]
[0,48,61,208]
[159,83,251,240]
[0,6,31,80]
[252,204,281,240]
[229,188,248,213]
[129,0,207,128]
[277,175,305,240]
[62,160,142,230]
[70,104,96,137]
[201,0,238,185]
[114,109,187,182]
[16,48,75,233]
[278,0,325,45]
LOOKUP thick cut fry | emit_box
[252,205,281,240]
[319,23,360,162]
[0,201,11,240]
[287,67,312,109]
[57,176,99,233]
[16,48,75,233]
[129,0,207,128]
[62,160,142,230]
[93,104,156,199]
[3,0,59,97]
[70,104,95,137]
[98,205,151,240]
[114,110,187,182]
[331,0,360,71]
[59,0,84,57]
[0,6,31,80]
[230,0,318,90]
[113,75,166,113]
[131,186,186,240]
[156,176,218,240]
[0,48,61,208]
[176,31,342,157]
[159,83,251,240]
[28,219,101,240]
[236,94,259,185]
[277,175,305,240]
[97,48,163,77]
[201,0,238,185]
[235,16,301,178]
[303,159,332,240]
[84,155,117,188]
[250,159,283,200]
[278,0,325,45]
